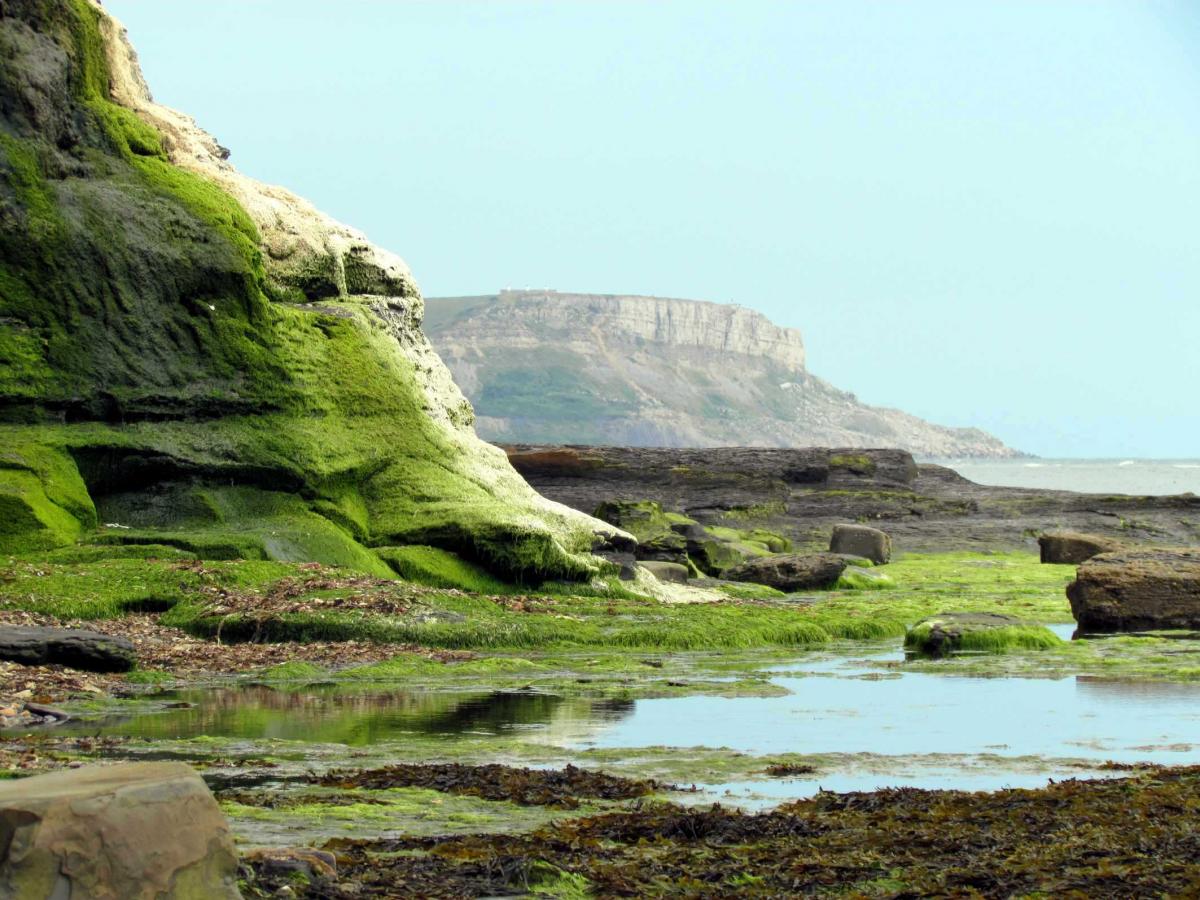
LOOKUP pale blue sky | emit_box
[106,1,1200,457]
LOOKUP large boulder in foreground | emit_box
[1039,531,1123,565]
[829,524,892,564]
[725,553,849,592]
[0,627,135,673]
[1068,549,1200,632]
[0,762,240,899]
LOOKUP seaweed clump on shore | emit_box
[245,767,1200,898]
[315,762,673,809]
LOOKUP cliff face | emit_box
[425,291,1018,458]
[0,0,617,578]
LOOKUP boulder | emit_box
[0,627,136,673]
[829,524,892,564]
[725,553,849,592]
[1067,548,1200,632]
[0,762,241,899]
[1038,531,1123,565]
[637,561,690,584]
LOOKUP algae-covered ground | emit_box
[5,545,1200,894]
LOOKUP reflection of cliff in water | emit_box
[60,686,635,746]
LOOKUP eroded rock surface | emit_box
[1068,549,1200,633]
[0,761,240,899]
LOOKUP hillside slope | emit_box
[0,0,618,579]
[425,290,1018,458]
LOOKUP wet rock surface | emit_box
[0,626,136,673]
[506,445,1200,552]
[725,553,849,591]
[1068,548,1200,633]
[0,761,240,899]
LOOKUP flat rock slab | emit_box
[1068,548,1200,632]
[0,626,136,672]
[0,761,241,899]
[830,524,892,564]
[725,553,848,591]
[1039,531,1123,565]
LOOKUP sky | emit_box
[105,0,1200,458]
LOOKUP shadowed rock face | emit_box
[424,290,1019,458]
[0,1,617,579]
[505,445,1200,553]
[1068,549,1200,632]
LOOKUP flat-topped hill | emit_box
[425,290,1018,458]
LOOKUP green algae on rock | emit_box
[905,613,1062,657]
[0,0,619,581]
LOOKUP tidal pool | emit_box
[50,638,1200,801]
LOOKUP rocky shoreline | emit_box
[506,444,1200,552]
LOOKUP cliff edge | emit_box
[425,290,1018,458]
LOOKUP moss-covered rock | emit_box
[905,613,1062,656]
[0,0,617,581]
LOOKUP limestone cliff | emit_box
[425,291,1018,458]
[0,0,618,578]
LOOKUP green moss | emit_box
[376,545,513,593]
[835,568,895,590]
[828,453,876,475]
[256,660,327,681]
[905,618,1063,655]
[0,2,605,582]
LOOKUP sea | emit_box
[932,458,1200,496]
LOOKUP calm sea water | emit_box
[934,458,1200,496]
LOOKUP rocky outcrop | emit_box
[424,290,1018,457]
[830,524,892,565]
[1038,531,1123,565]
[506,446,1200,553]
[0,627,135,672]
[1068,549,1200,633]
[0,762,241,899]
[725,553,850,592]
[0,1,617,580]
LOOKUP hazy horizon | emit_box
[105,0,1200,458]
